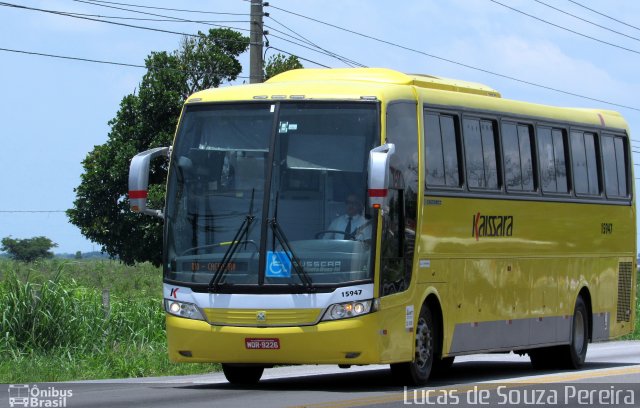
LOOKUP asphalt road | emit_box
[4,341,640,408]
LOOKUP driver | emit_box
[325,194,371,240]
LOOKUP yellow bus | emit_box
[128,68,636,385]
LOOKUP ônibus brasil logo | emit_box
[472,212,514,241]
[8,384,73,407]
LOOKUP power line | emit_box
[71,0,252,33]
[568,0,640,33]
[0,2,252,46]
[266,4,640,112]
[62,11,249,24]
[0,46,250,78]
[266,16,366,68]
[267,46,331,68]
[265,30,366,68]
[86,0,250,16]
[0,210,66,213]
[533,0,640,43]
[488,0,640,56]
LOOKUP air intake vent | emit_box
[616,262,633,322]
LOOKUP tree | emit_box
[264,54,303,80]
[1,236,58,262]
[68,29,249,266]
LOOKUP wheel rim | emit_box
[415,316,433,369]
[573,309,585,355]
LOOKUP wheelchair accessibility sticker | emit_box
[266,251,292,278]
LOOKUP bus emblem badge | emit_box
[256,311,267,322]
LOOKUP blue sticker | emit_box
[266,251,292,278]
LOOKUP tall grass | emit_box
[0,260,216,382]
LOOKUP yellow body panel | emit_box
[166,68,636,366]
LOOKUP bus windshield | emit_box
[165,102,378,291]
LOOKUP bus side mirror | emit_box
[367,143,395,209]
[128,146,170,218]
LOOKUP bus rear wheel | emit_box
[390,305,435,385]
[529,296,589,370]
[222,364,264,385]
[559,296,589,369]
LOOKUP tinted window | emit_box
[518,125,534,191]
[570,131,588,194]
[602,134,629,198]
[425,113,445,186]
[502,122,535,192]
[538,127,556,192]
[571,131,601,195]
[425,112,461,188]
[602,135,618,197]
[537,127,568,194]
[584,133,599,195]
[552,129,568,193]
[384,102,419,295]
[614,137,628,197]
[481,121,499,189]
[463,118,499,189]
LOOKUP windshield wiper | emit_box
[208,189,256,291]
[267,193,314,290]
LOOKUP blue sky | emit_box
[1,0,640,254]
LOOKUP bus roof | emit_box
[267,68,502,98]
[186,68,628,131]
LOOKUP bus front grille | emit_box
[202,308,323,326]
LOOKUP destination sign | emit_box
[182,261,248,273]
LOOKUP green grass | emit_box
[627,270,640,340]
[1,259,639,382]
[0,259,218,382]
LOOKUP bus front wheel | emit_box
[222,364,264,385]
[390,305,435,385]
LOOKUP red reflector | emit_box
[129,190,148,199]
[368,189,387,197]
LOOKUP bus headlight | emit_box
[321,299,378,321]
[164,299,205,321]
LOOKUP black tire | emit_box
[529,296,589,370]
[431,356,455,377]
[222,364,264,385]
[529,347,559,370]
[389,305,435,385]
[558,296,589,369]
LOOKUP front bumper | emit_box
[166,312,384,365]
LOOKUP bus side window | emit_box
[501,122,536,192]
[537,127,569,194]
[571,131,601,196]
[602,134,629,198]
[425,112,462,188]
[463,118,499,190]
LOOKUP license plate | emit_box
[245,338,280,350]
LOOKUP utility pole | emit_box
[249,0,264,83]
